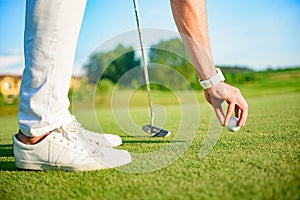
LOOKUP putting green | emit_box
[0,91,299,199]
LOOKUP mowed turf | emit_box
[0,71,300,199]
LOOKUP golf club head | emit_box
[142,124,171,137]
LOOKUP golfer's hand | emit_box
[204,82,248,127]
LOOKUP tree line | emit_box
[83,38,257,90]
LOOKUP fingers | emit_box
[224,102,235,126]
[224,84,248,127]
[213,104,226,125]
[203,82,248,128]
[237,98,248,127]
[204,89,225,124]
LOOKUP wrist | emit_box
[199,68,225,89]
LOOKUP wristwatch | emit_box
[199,68,225,89]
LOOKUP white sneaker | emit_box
[67,117,122,148]
[13,128,131,171]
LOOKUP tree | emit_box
[148,38,198,90]
[84,44,140,85]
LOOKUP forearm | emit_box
[171,0,248,127]
[170,0,216,80]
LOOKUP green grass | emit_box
[0,69,300,200]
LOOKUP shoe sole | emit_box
[15,160,109,172]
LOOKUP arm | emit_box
[170,0,248,127]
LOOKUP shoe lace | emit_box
[65,117,106,153]
[63,119,89,142]
[55,123,85,152]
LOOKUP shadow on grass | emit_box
[0,144,13,156]
[0,144,17,171]
[0,161,16,171]
[120,136,189,144]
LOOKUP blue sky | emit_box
[0,0,299,74]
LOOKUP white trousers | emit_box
[19,0,87,137]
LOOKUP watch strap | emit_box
[199,68,225,89]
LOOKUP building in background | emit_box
[0,75,81,104]
[0,75,21,103]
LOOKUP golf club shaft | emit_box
[133,0,154,126]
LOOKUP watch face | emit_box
[199,68,225,89]
[200,80,210,89]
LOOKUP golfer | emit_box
[13,0,248,171]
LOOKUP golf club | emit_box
[132,0,170,137]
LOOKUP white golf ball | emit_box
[226,116,240,132]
